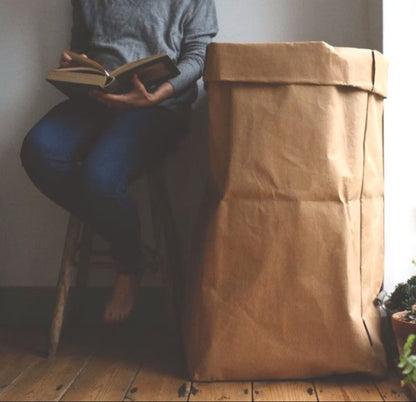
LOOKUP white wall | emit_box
[0,0,382,286]
[383,0,416,292]
[0,1,72,287]
[216,0,381,50]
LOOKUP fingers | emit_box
[131,75,156,105]
[88,78,156,108]
[92,92,129,104]
[88,90,110,105]
[60,51,73,68]
[89,90,130,109]
[59,51,88,68]
[63,52,72,62]
[96,93,128,102]
[132,74,148,94]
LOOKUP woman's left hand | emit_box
[89,74,174,109]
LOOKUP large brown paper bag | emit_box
[183,42,389,380]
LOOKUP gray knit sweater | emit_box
[70,0,218,111]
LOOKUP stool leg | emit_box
[147,168,182,334]
[71,223,93,323]
[48,214,82,359]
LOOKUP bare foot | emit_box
[103,272,141,324]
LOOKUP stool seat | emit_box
[47,164,183,358]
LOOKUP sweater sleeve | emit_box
[168,0,218,94]
[69,0,89,54]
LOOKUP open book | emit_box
[46,51,180,97]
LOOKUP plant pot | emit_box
[391,311,416,354]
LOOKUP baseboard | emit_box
[0,287,166,328]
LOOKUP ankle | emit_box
[114,262,143,278]
[113,272,141,290]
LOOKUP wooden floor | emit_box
[0,326,412,402]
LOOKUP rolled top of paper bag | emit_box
[203,41,388,98]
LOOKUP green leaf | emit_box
[398,334,416,383]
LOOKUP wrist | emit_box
[153,82,175,104]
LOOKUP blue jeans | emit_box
[20,99,189,273]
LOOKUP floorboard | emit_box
[61,330,140,401]
[375,370,413,401]
[0,327,410,402]
[124,336,190,402]
[253,380,317,401]
[0,329,46,399]
[314,375,384,402]
[0,348,88,401]
[189,381,252,401]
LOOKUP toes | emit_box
[103,310,112,324]
[103,306,129,324]
[103,306,117,324]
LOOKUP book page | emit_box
[50,67,107,76]
[110,54,167,77]
[66,51,108,75]
[111,54,180,90]
[47,70,107,87]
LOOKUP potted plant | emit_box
[385,266,416,313]
[391,303,416,354]
[381,267,416,359]
[398,334,416,398]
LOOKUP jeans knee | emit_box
[80,163,125,199]
[20,126,74,182]
[20,125,51,168]
[20,130,36,169]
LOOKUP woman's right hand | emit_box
[59,51,88,68]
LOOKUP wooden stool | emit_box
[47,165,183,358]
